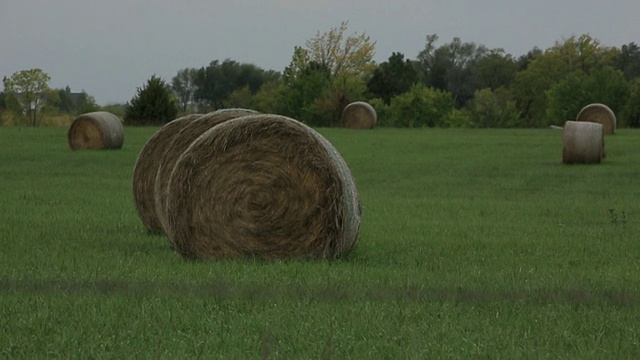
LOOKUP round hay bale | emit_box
[165,114,362,260]
[132,114,203,233]
[576,103,616,134]
[562,120,604,164]
[154,108,259,233]
[341,101,377,129]
[68,111,125,150]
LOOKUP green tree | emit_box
[124,75,178,125]
[171,68,198,112]
[193,59,278,111]
[621,78,640,127]
[1,92,25,125]
[470,49,518,91]
[54,86,99,115]
[510,54,563,126]
[2,68,53,126]
[416,34,449,90]
[75,91,99,114]
[226,86,254,109]
[251,80,286,114]
[312,75,367,127]
[367,52,418,104]
[56,86,76,113]
[417,35,511,108]
[194,60,233,110]
[510,34,617,127]
[516,47,543,71]
[278,61,332,125]
[545,67,629,126]
[278,22,374,126]
[613,42,640,80]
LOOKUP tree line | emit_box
[2,21,640,128]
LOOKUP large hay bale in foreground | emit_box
[165,114,362,260]
[576,103,616,134]
[68,112,124,150]
[341,101,377,129]
[562,120,604,164]
[132,114,203,233]
[153,108,259,233]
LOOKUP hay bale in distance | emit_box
[165,114,362,260]
[132,114,202,233]
[68,111,125,150]
[341,101,377,129]
[153,108,259,234]
[576,103,616,134]
[562,120,604,164]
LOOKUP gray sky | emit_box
[1,0,638,105]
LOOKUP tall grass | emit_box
[1,126,639,358]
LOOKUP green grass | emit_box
[1,126,640,358]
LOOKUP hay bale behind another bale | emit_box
[165,114,362,260]
[68,111,124,150]
[153,108,259,234]
[132,114,203,233]
[576,103,616,134]
[562,120,604,164]
[341,101,377,129]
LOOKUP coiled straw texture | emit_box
[165,114,362,260]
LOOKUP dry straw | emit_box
[153,108,259,233]
[341,101,377,129]
[576,103,616,135]
[132,114,203,233]
[68,112,125,150]
[165,114,362,260]
[562,120,604,164]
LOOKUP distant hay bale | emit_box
[153,108,259,233]
[68,111,124,150]
[165,114,362,260]
[132,114,203,233]
[341,101,377,129]
[562,120,604,164]
[576,103,616,134]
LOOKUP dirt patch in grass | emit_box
[2,278,638,307]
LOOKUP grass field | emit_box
[1,126,639,358]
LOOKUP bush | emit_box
[441,108,473,128]
[467,88,520,128]
[368,98,391,127]
[388,84,455,127]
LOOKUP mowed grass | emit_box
[1,126,640,358]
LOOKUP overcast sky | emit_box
[1,0,638,105]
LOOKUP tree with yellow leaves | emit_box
[287,21,376,80]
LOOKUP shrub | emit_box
[467,88,521,128]
[388,84,455,127]
[367,98,391,127]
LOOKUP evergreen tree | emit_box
[125,75,178,125]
